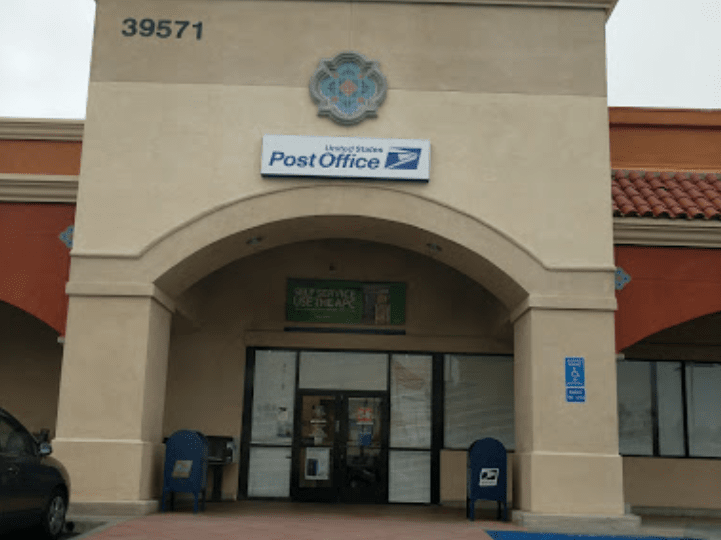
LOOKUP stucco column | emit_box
[512,304,636,529]
[53,287,172,515]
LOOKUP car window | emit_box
[0,416,12,450]
[0,416,35,456]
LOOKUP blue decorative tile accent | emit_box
[59,225,74,249]
[310,51,387,126]
[319,62,377,117]
[615,266,631,291]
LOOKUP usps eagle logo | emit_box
[384,147,422,170]
[310,51,388,126]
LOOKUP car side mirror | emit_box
[39,442,52,456]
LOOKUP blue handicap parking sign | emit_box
[565,357,585,403]
[566,387,586,402]
[565,357,585,387]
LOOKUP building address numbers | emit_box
[121,18,203,40]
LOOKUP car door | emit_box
[0,413,45,517]
[0,415,22,516]
[0,445,8,529]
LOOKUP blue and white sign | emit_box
[261,135,430,182]
[565,357,586,403]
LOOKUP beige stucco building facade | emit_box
[9,0,643,527]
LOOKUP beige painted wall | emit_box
[54,296,171,502]
[60,0,621,516]
[91,1,607,96]
[512,307,624,515]
[76,85,612,270]
[163,238,512,498]
[624,457,721,509]
[74,0,613,273]
[0,301,62,436]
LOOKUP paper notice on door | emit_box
[356,406,374,425]
[305,447,330,480]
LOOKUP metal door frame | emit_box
[290,389,389,503]
[239,347,444,504]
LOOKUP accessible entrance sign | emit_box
[565,357,585,403]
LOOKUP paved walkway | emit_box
[71,502,519,540]
[68,501,721,540]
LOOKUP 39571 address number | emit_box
[122,18,203,40]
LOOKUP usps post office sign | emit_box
[261,135,430,182]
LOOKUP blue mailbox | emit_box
[161,430,208,513]
[467,437,508,522]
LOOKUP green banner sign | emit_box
[287,279,405,325]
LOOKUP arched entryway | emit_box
[54,185,623,521]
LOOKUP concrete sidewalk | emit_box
[67,502,721,540]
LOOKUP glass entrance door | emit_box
[292,392,387,503]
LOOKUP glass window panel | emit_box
[298,351,387,390]
[299,447,334,488]
[251,350,296,445]
[617,361,653,455]
[388,450,431,503]
[300,395,336,447]
[247,447,292,497]
[348,397,383,448]
[657,362,685,456]
[686,363,721,458]
[444,355,515,450]
[0,417,14,452]
[391,354,432,449]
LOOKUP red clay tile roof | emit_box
[612,170,721,220]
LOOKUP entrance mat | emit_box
[486,532,700,540]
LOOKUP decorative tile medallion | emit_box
[59,225,74,249]
[615,267,631,291]
[310,51,387,126]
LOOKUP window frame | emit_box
[617,359,721,460]
[443,353,515,452]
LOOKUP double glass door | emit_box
[292,392,387,503]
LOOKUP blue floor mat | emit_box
[486,532,697,540]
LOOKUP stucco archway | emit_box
[58,183,623,518]
[118,184,556,310]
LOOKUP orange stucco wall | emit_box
[614,245,721,352]
[609,108,721,172]
[610,109,721,351]
[0,140,82,175]
[0,203,75,334]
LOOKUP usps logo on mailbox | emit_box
[171,460,193,479]
[479,468,499,487]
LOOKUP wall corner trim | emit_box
[613,218,721,248]
[65,281,176,313]
[509,294,618,324]
[0,174,79,203]
[0,119,84,141]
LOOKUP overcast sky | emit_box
[0,0,719,119]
